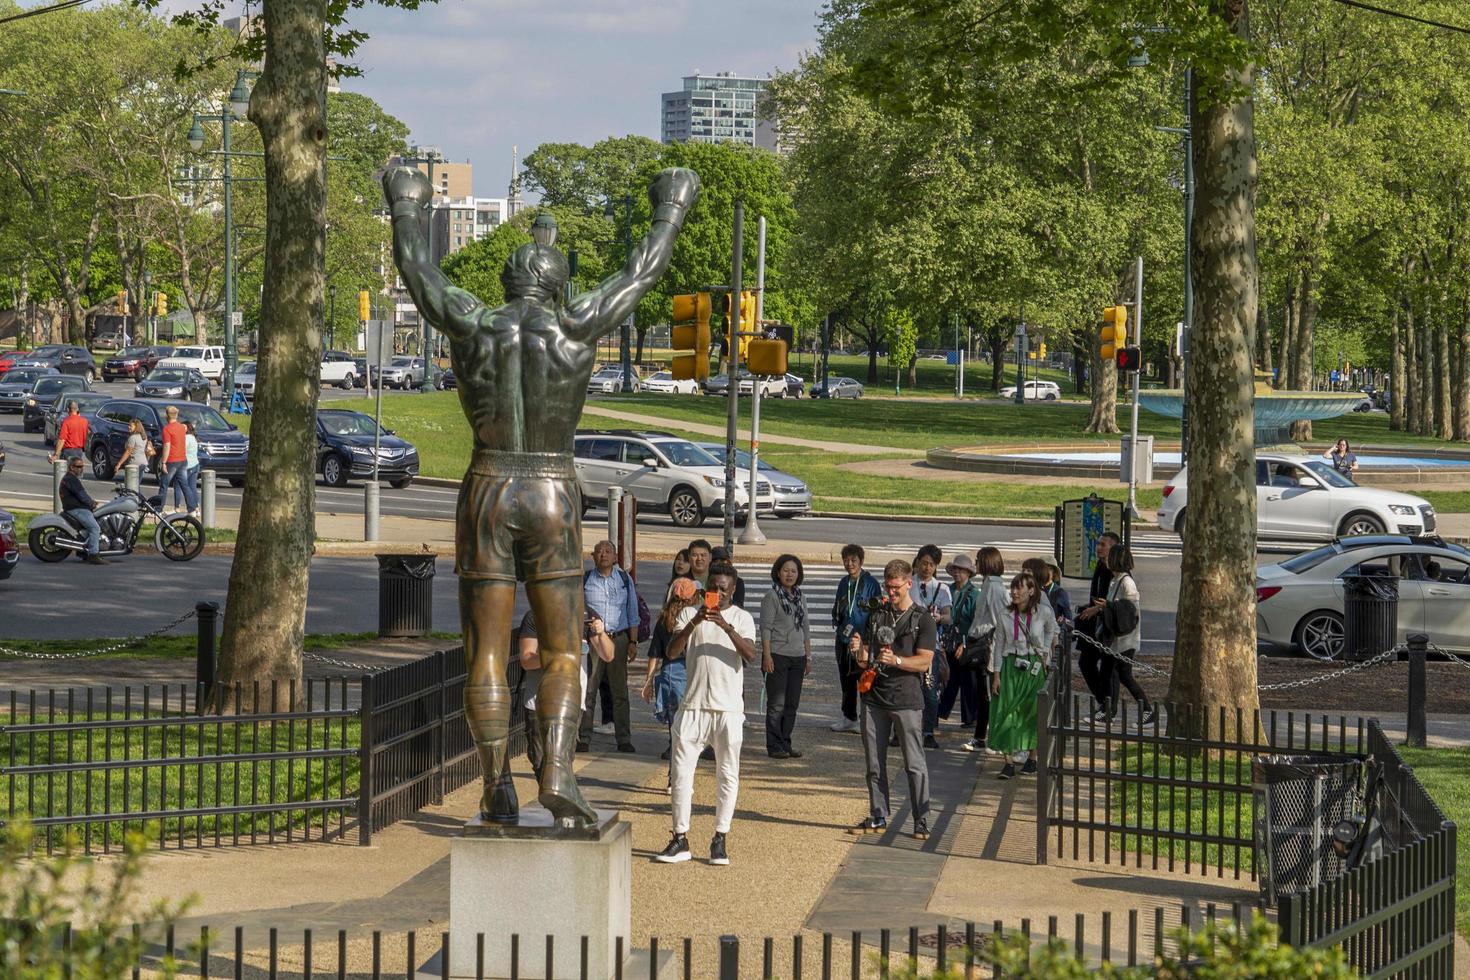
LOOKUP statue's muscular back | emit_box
[450,297,599,455]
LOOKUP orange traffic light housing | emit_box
[1100,306,1128,360]
[358,289,371,321]
[671,292,712,382]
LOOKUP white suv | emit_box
[157,345,226,383]
[998,380,1061,401]
[1159,452,1436,542]
[573,430,772,528]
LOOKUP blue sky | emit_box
[337,0,821,197]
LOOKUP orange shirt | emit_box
[162,420,187,463]
[57,414,88,451]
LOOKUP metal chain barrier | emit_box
[302,651,392,673]
[0,609,199,660]
[1072,629,1172,678]
[1258,646,1403,691]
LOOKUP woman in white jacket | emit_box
[964,547,1013,753]
[1098,544,1153,725]
[987,571,1057,779]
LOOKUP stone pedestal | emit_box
[449,809,630,980]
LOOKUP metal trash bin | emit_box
[1254,753,1364,906]
[377,553,436,637]
[1342,572,1397,662]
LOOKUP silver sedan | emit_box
[1255,536,1470,660]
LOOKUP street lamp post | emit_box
[604,195,634,392]
[188,69,259,401]
[328,285,337,350]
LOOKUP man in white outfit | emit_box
[654,563,756,866]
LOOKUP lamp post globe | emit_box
[187,117,205,151]
[228,74,251,117]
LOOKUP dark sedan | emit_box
[0,367,60,413]
[103,345,174,382]
[88,399,250,486]
[316,408,419,488]
[135,366,211,403]
[808,376,865,399]
[43,391,110,446]
[437,367,456,390]
[0,507,16,581]
[21,375,90,432]
[8,344,97,381]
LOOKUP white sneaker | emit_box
[190,509,201,519]
[592,723,615,736]
[962,738,983,752]
[830,717,858,733]
[985,746,1004,757]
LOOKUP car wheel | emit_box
[322,453,351,488]
[1046,393,1058,401]
[227,477,246,488]
[774,512,797,519]
[1295,610,1346,662]
[90,444,114,480]
[340,374,355,390]
[389,476,413,489]
[668,487,704,528]
[1339,512,1385,537]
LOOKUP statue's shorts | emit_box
[456,450,583,584]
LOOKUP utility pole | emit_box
[723,201,744,555]
[1014,304,1026,404]
[1127,256,1144,520]
[954,312,963,398]
[739,216,767,547]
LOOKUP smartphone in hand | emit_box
[703,590,721,610]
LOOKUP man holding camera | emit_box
[849,558,936,840]
[654,563,757,866]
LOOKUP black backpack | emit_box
[1102,575,1140,640]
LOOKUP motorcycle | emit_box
[28,483,206,563]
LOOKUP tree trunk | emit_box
[1167,0,1260,722]
[1455,299,1470,442]
[1405,300,1420,434]
[634,324,647,365]
[1390,301,1404,432]
[988,330,1006,391]
[1084,341,1120,434]
[216,0,328,710]
[1256,296,1272,376]
[1277,278,1296,388]
[1288,268,1317,440]
[1437,313,1453,441]
[1418,294,1434,436]
[1071,332,1088,394]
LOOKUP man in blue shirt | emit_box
[830,543,880,732]
[579,539,641,752]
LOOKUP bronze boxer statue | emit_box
[383,164,700,826]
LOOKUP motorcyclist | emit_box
[59,456,105,564]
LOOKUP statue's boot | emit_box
[479,744,519,823]
[538,720,597,826]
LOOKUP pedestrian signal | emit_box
[1116,346,1143,373]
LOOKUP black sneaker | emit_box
[998,763,1016,780]
[1020,759,1037,776]
[700,746,716,761]
[848,816,887,835]
[1139,703,1158,726]
[709,832,730,866]
[787,749,803,759]
[912,818,930,841]
[654,833,690,864]
[769,749,791,759]
[923,734,940,750]
[616,742,636,754]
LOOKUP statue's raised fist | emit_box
[649,168,700,211]
[383,166,432,208]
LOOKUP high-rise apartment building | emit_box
[661,72,781,152]
[386,148,474,201]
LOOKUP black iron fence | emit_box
[1277,721,1457,978]
[0,647,527,852]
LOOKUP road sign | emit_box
[1055,494,1129,579]
[1330,370,1340,383]
[230,311,243,327]
[946,351,959,365]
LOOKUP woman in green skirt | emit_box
[988,571,1058,779]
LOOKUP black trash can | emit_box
[377,553,436,637]
[1342,572,1397,662]
[1253,753,1364,906]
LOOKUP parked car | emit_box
[319,350,359,389]
[573,429,767,528]
[1352,396,1375,413]
[808,376,864,399]
[782,373,806,398]
[641,370,700,395]
[156,345,226,382]
[1159,452,1436,542]
[102,345,173,382]
[353,358,370,388]
[587,366,641,394]
[378,356,427,389]
[135,366,211,403]
[87,399,249,486]
[0,507,16,582]
[0,367,60,412]
[736,372,785,398]
[233,361,257,400]
[8,344,97,382]
[42,391,110,446]
[696,442,812,518]
[1256,535,1470,660]
[998,380,1062,401]
[0,351,20,374]
[436,367,457,390]
[315,409,419,489]
[21,375,90,432]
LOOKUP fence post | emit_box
[52,458,66,513]
[124,463,140,494]
[1036,690,1052,866]
[359,672,375,846]
[195,601,219,705]
[435,650,447,805]
[719,936,739,980]
[200,469,217,529]
[1406,633,1427,748]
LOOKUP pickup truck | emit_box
[156,345,226,383]
[319,350,359,389]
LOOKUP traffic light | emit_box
[116,290,128,315]
[1038,341,1047,362]
[154,292,167,316]
[1100,306,1128,360]
[358,289,371,321]
[1116,346,1143,373]
[671,292,712,382]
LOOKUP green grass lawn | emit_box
[1395,745,1470,937]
